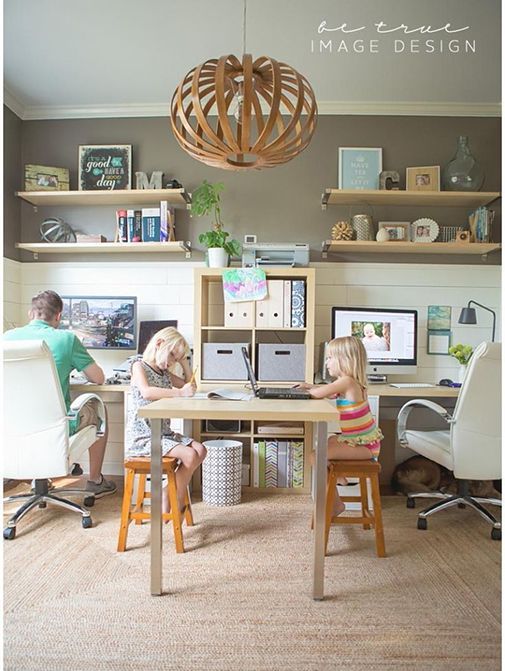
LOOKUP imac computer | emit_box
[331,306,418,381]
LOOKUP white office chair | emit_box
[397,341,501,540]
[3,340,107,539]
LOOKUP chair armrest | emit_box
[397,399,453,448]
[69,393,106,436]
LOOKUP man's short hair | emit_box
[29,290,63,321]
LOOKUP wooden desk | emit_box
[138,397,338,600]
[369,384,460,399]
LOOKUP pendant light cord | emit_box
[242,0,247,55]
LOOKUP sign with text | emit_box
[78,144,132,190]
[338,147,382,190]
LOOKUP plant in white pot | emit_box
[191,180,241,267]
[449,343,473,383]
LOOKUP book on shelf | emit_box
[141,207,161,242]
[116,209,128,242]
[265,440,278,487]
[256,422,304,435]
[252,442,260,487]
[291,280,306,327]
[250,439,305,489]
[160,201,176,242]
[283,280,292,327]
[277,441,288,488]
[258,440,266,488]
[127,209,142,242]
[191,388,254,401]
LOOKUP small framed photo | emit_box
[338,147,382,190]
[406,165,440,192]
[427,330,451,355]
[412,217,440,243]
[24,164,69,191]
[78,144,132,191]
[378,221,410,241]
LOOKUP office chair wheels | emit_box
[83,496,95,508]
[81,516,93,529]
[491,527,501,541]
[71,463,83,476]
[417,518,427,530]
[3,527,16,540]
[406,497,415,509]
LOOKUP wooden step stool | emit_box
[117,457,194,553]
[325,459,386,557]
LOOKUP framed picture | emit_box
[428,305,451,331]
[24,164,69,191]
[338,147,382,190]
[378,222,410,241]
[78,144,132,191]
[427,330,451,355]
[412,217,440,243]
[406,165,440,192]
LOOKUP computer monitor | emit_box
[331,306,418,376]
[60,296,137,350]
[137,320,178,355]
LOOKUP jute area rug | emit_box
[3,485,501,671]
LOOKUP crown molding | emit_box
[4,95,501,120]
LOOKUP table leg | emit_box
[150,418,162,595]
[313,420,328,600]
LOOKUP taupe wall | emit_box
[4,106,22,260]
[5,111,501,262]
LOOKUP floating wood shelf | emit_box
[16,188,191,208]
[321,240,501,258]
[321,189,500,209]
[16,241,192,258]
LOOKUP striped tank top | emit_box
[335,398,383,455]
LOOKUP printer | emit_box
[242,242,309,267]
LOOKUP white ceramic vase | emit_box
[458,364,467,383]
[207,247,229,267]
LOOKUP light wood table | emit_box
[138,397,338,600]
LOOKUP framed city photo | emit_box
[78,144,132,191]
[378,221,410,241]
[338,147,382,190]
[406,165,440,191]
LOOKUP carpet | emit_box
[3,486,501,671]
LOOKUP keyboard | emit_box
[390,383,435,388]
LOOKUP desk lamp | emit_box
[458,300,496,342]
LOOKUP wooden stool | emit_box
[117,457,194,553]
[325,460,386,557]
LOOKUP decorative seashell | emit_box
[331,221,353,241]
[376,228,390,242]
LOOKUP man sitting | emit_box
[4,290,116,498]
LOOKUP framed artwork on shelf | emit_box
[78,144,132,191]
[427,330,451,355]
[24,164,69,191]
[338,147,382,190]
[406,165,440,191]
[377,221,410,241]
[412,218,440,242]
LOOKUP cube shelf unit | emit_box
[193,267,316,494]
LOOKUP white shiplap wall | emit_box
[3,258,501,474]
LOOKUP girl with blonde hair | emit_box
[126,327,206,512]
[296,336,383,516]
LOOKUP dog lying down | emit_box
[391,455,501,499]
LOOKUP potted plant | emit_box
[449,343,473,382]
[191,180,241,267]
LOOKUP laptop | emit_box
[241,347,311,400]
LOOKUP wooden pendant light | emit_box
[170,53,318,170]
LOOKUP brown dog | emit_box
[391,455,501,498]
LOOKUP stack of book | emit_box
[115,201,176,242]
[468,206,495,243]
[251,439,304,488]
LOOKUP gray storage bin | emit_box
[202,440,243,506]
[202,342,249,380]
[258,343,306,381]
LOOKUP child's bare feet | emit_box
[336,477,348,486]
[332,500,346,517]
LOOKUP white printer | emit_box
[242,242,309,267]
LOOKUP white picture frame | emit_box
[338,147,382,190]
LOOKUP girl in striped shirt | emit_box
[297,336,383,516]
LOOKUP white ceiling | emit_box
[4,0,501,120]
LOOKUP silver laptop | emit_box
[241,347,311,400]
